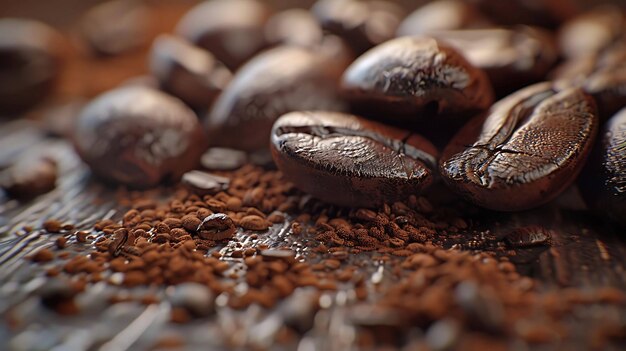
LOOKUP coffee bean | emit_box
[0,19,61,114]
[440,82,598,211]
[311,0,404,55]
[264,9,324,49]
[198,213,236,240]
[181,170,230,196]
[239,215,271,231]
[505,226,552,247]
[200,147,247,171]
[175,0,272,70]
[396,0,491,37]
[74,86,206,188]
[557,7,625,60]
[0,157,57,200]
[341,36,493,122]
[427,26,558,95]
[205,46,347,152]
[149,35,232,112]
[579,107,626,226]
[78,0,148,56]
[270,111,438,208]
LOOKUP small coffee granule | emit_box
[43,220,62,233]
[31,248,54,262]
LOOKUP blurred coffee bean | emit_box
[205,46,347,152]
[396,0,491,37]
[341,36,493,123]
[0,19,61,114]
[440,83,599,211]
[557,6,625,60]
[74,86,205,188]
[428,27,558,95]
[78,0,149,56]
[201,147,247,171]
[440,82,598,211]
[149,35,232,112]
[311,0,404,55]
[182,170,230,196]
[470,0,579,28]
[167,283,214,317]
[270,111,438,207]
[175,0,272,70]
[579,107,626,226]
[265,9,324,48]
[553,42,626,120]
[0,157,57,200]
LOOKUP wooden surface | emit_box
[0,119,625,351]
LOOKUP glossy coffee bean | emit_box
[396,0,491,37]
[175,0,271,70]
[205,46,347,152]
[311,0,404,55]
[270,111,438,208]
[427,27,558,95]
[74,86,205,188]
[440,82,598,211]
[557,7,624,60]
[149,35,232,112]
[0,19,61,114]
[341,36,493,122]
[0,157,57,200]
[552,42,626,120]
[579,107,626,226]
[79,0,148,56]
[265,9,324,49]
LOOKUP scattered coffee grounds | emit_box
[29,164,626,349]
[0,157,57,200]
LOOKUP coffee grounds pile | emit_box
[28,164,626,349]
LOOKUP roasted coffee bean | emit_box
[557,7,625,60]
[205,46,347,152]
[198,213,236,240]
[265,9,324,49]
[175,0,272,70]
[396,0,491,37]
[181,170,230,196]
[0,157,57,200]
[341,36,493,121]
[0,19,61,114]
[201,147,247,171]
[74,86,205,188]
[440,82,598,211]
[552,41,626,120]
[270,111,438,208]
[78,0,148,56]
[505,226,552,247]
[311,0,404,55]
[579,107,626,226]
[149,35,232,112]
[427,27,558,95]
[470,0,577,28]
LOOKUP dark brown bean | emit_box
[0,19,61,114]
[426,26,558,95]
[311,0,404,55]
[579,107,626,226]
[270,111,438,208]
[175,0,271,70]
[205,46,347,152]
[74,86,206,188]
[396,0,491,37]
[78,0,148,56]
[0,157,57,200]
[341,36,494,122]
[264,9,324,49]
[198,213,236,240]
[149,35,232,112]
[440,82,598,211]
[181,171,230,196]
